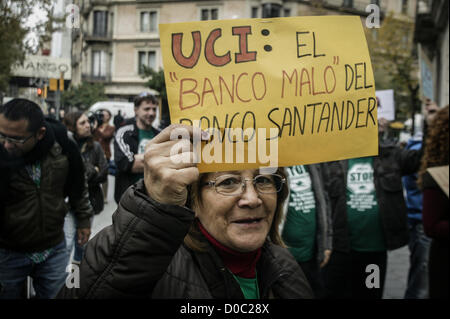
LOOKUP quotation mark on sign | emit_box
[169,72,178,82]
[333,56,339,65]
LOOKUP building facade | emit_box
[71,0,418,102]
[414,0,449,107]
[72,0,299,101]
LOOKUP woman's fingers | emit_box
[143,124,205,206]
[150,124,203,145]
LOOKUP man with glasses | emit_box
[0,99,93,299]
[114,92,160,203]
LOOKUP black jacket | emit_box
[58,180,313,299]
[72,133,108,214]
[322,141,423,252]
[0,120,93,252]
[113,118,160,203]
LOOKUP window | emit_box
[343,0,354,8]
[92,50,107,77]
[138,51,156,74]
[284,8,291,17]
[140,11,158,32]
[262,3,281,18]
[402,0,408,14]
[200,8,219,21]
[251,6,259,18]
[93,11,108,37]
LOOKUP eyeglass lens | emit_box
[214,174,282,195]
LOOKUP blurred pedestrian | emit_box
[58,124,313,299]
[58,109,65,122]
[48,107,57,120]
[63,111,108,264]
[0,99,93,299]
[113,110,124,128]
[93,109,115,203]
[418,104,449,299]
[321,116,431,299]
[403,118,431,299]
[113,92,160,204]
[280,164,332,298]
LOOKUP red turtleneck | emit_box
[198,221,261,279]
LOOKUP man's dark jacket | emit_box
[322,141,423,252]
[113,118,160,204]
[58,181,313,299]
[0,119,94,252]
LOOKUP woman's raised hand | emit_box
[143,124,207,206]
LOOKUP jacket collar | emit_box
[188,224,285,298]
[126,118,160,139]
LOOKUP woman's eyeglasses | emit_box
[203,174,285,196]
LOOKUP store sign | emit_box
[12,55,71,80]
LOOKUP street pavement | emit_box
[91,175,410,299]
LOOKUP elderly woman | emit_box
[58,124,313,299]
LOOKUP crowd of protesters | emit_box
[0,95,448,299]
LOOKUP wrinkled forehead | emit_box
[201,169,260,181]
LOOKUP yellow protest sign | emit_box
[160,16,378,172]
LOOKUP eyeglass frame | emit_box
[202,173,286,196]
[0,131,36,145]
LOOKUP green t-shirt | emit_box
[134,128,155,182]
[138,128,155,154]
[232,274,260,299]
[282,165,316,262]
[346,157,386,252]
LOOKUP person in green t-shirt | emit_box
[321,115,434,299]
[281,164,332,298]
[113,92,160,203]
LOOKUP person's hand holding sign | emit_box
[143,124,208,206]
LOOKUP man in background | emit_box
[113,92,160,203]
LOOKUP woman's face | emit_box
[196,169,278,252]
[76,114,91,138]
[102,110,111,123]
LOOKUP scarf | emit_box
[198,221,261,279]
[0,118,86,209]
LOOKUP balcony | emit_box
[318,0,386,17]
[83,30,113,42]
[413,0,447,49]
[82,73,112,83]
[81,0,110,15]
